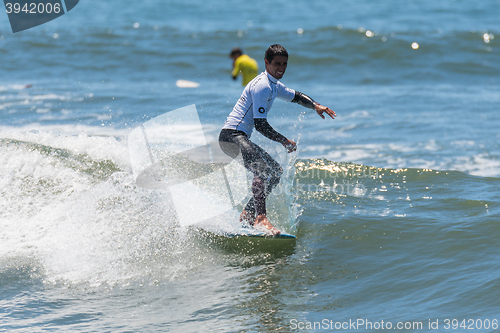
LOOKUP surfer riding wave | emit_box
[219,44,336,235]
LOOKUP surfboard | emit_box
[221,227,296,239]
[197,226,296,254]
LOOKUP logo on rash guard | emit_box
[258,107,266,114]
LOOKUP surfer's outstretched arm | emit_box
[314,103,336,120]
[291,91,336,120]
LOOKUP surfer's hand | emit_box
[283,139,297,153]
[315,104,336,120]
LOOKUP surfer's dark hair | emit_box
[265,44,288,62]
[229,47,243,58]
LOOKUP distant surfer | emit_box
[219,44,336,235]
[229,47,259,86]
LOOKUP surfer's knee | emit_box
[267,165,282,184]
[247,159,267,177]
[273,166,283,179]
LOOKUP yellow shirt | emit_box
[232,54,259,86]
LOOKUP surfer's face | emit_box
[265,55,288,80]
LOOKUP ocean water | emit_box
[1,0,500,332]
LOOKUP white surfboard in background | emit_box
[176,80,200,88]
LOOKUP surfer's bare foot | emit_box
[253,215,281,236]
[239,210,255,226]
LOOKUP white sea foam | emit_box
[299,140,500,178]
[452,153,500,178]
[0,127,185,285]
[0,124,299,286]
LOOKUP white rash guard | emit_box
[222,71,296,137]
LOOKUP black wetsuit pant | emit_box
[219,129,283,219]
